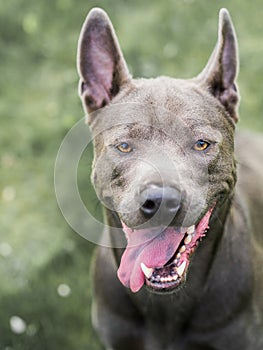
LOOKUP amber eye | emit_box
[193,140,210,151]
[116,142,132,153]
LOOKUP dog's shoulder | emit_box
[236,130,263,174]
[235,130,263,244]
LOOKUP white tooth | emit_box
[184,234,192,245]
[176,252,181,259]
[187,225,195,234]
[140,262,153,279]
[179,245,186,253]
[176,261,187,277]
[172,274,178,281]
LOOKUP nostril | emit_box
[166,199,180,212]
[141,199,158,213]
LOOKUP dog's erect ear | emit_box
[196,9,239,122]
[77,8,131,113]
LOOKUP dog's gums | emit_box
[118,207,214,293]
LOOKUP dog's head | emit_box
[77,8,239,293]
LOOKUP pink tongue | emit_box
[117,225,185,293]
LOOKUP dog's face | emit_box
[77,8,239,293]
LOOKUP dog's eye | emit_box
[116,142,133,153]
[193,140,210,151]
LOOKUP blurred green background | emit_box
[0,0,262,349]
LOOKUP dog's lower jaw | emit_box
[144,207,214,293]
[118,206,214,293]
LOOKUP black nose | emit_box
[140,186,181,219]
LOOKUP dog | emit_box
[77,7,263,350]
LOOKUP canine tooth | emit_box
[184,234,192,245]
[176,261,187,277]
[187,225,195,234]
[176,252,181,259]
[173,274,178,281]
[179,245,186,253]
[140,262,153,279]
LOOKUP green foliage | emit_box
[0,0,262,349]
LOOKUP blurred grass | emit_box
[0,0,262,349]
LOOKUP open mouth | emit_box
[142,223,205,291]
[117,207,214,293]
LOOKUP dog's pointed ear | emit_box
[196,9,239,122]
[77,8,131,113]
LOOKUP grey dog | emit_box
[77,7,263,350]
